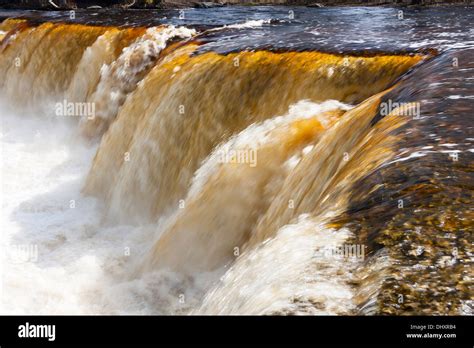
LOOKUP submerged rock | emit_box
[193,1,225,7]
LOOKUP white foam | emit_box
[209,19,272,32]
[0,102,211,314]
[86,26,196,128]
[189,99,351,199]
[197,215,359,315]
[0,97,354,315]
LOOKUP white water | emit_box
[188,99,351,199]
[81,25,196,137]
[197,215,358,315]
[208,19,272,32]
[0,104,216,314]
[0,98,358,315]
[0,106,104,313]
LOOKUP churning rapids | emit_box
[0,6,473,315]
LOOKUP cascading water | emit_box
[0,7,472,316]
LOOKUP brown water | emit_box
[0,7,472,315]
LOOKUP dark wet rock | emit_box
[331,48,474,315]
[193,1,225,7]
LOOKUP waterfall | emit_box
[5,18,468,315]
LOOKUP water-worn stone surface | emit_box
[330,49,474,315]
